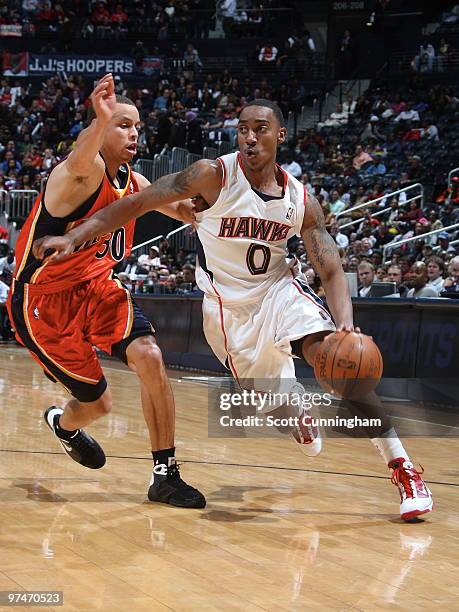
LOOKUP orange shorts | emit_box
[8,273,153,402]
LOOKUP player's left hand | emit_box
[336,324,362,333]
[176,199,197,225]
[32,234,76,261]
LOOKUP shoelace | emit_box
[167,462,201,493]
[168,462,184,482]
[391,463,425,498]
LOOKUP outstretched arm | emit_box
[33,159,221,260]
[301,191,354,330]
[133,171,196,224]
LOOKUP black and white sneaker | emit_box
[44,406,106,469]
[148,460,206,508]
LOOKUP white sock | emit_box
[371,427,411,465]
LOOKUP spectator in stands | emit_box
[258,42,278,63]
[343,95,356,116]
[394,104,420,122]
[412,44,435,72]
[281,154,302,179]
[436,231,457,257]
[91,1,111,25]
[437,38,451,71]
[138,246,161,270]
[364,156,387,176]
[360,116,384,142]
[0,249,15,278]
[336,29,356,78]
[387,264,409,298]
[221,0,237,36]
[421,120,439,141]
[117,254,149,281]
[358,261,375,297]
[154,88,171,111]
[318,104,348,128]
[442,256,459,293]
[400,201,425,227]
[426,256,445,293]
[405,262,438,297]
[183,43,203,71]
[352,145,373,171]
[221,110,239,147]
[330,222,349,248]
[329,189,346,215]
[182,263,197,291]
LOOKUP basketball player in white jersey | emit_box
[33,99,433,521]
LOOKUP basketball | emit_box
[314,331,383,399]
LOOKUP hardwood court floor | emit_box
[0,346,458,611]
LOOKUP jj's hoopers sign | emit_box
[28,54,135,75]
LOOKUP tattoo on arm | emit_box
[303,192,342,274]
[152,163,202,200]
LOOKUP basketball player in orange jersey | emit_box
[33,99,433,521]
[8,74,205,508]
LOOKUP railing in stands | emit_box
[131,234,164,256]
[9,190,40,218]
[171,147,188,173]
[383,223,459,262]
[388,50,459,74]
[336,183,424,230]
[0,189,8,217]
[165,224,196,253]
[132,225,197,257]
[203,147,218,160]
[0,189,39,220]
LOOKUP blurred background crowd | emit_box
[1,0,459,341]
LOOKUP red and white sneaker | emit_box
[389,457,433,521]
[291,409,322,457]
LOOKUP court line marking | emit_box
[0,448,457,487]
[3,351,458,427]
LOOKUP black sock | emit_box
[54,415,78,440]
[152,447,175,467]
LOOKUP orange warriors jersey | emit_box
[13,162,139,293]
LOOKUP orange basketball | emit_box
[314,331,383,399]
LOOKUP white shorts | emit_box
[202,276,336,394]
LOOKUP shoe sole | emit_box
[401,501,434,521]
[148,487,206,509]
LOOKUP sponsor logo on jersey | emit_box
[218,216,290,242]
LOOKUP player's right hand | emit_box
[32,235,76,261]
[90,73,116,124]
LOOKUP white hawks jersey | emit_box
[195,152,307,305]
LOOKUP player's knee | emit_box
[127,337,164,377]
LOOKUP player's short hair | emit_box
[240,98,285,127]
[86,94,136,124]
